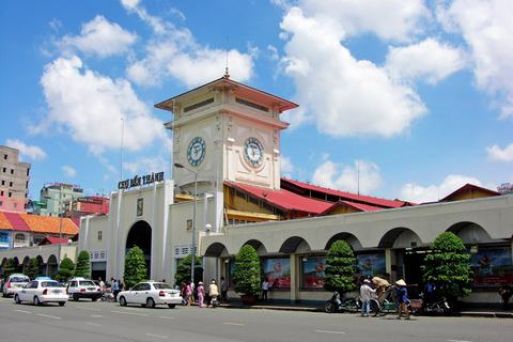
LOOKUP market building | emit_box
[1,75,512,306]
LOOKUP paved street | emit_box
[1,297,512,342]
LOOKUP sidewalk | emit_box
[219,300,513,318]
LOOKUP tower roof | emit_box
[154,76,298,114]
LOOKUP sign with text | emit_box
[118,171,164,190]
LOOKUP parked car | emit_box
[14,279,67,306]
[118,281,182,308]
[2,273,30,297]
[66,277,102,301]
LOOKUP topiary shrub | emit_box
[423,232,472,300]
[24,258,40,280]
[74,251,91,278]
[233,245,261,297]
[3,258,16,279]
[174,254,203,286]
[56,257,75,281]
[324,240,356,296]
[124,246,147,289]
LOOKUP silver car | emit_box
[2,273,30,297]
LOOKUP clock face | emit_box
[187,137,206,167]
[244,137,264,167]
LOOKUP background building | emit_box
[33,183,83,217]
[0,145,30,213]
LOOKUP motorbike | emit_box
[210,295,219,308]
[420,293,451,314]
[324,292,361,313]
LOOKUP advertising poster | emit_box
[357,253,386,277]
[471,247,513,286]
[302,256,326,289]
[263,258,291,289]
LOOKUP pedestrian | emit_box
[360,279,376,317]
[395,279,410,319]
[185,281,193,306]
[98,277,106,294]
[111,278,120,302]
[180,282,187,305]
[498,285,512,310]
[208,279,219,307]
[261,277,270,301]
[197,281,205,308]
[220,276,228,302]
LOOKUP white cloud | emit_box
[437,0,513,118]
[5,139,47,161]
[62,165,77,178]
[400,174,482,203]
[487,143,513,162]
[59,15,137,58]
[123,1,254,88]
[312,159,382,194]
[37,55,165,154]
[124,156,168,176]
[280,156,294,177]
[386,38,466,84]
[280,7,426,137]
[297,0,431,42]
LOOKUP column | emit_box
[385,248,392,275]
[289,253,297,303]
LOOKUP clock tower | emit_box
[155,74,297,229]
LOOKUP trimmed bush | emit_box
[74,251,91,278]
[3,258,16,278]
[233,245,261,296]
[174,254,203,285]
[56,257,75,281]
[124,246,147,289]
[324,240,356,295]
[423,232,472,299]
[23,258,40,279]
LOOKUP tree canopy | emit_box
[124,246,147,289]
[56,257,75,281]
[74,251,91,278]
[174,254,203,285]
[233,245,261,296]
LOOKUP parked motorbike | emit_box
[324,292,361,313]
[420,293,451,314]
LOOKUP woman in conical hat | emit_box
[395,279,407,287]
[395,279,410,319]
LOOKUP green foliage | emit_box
[124,246,147,289]
[174,254,203,285]
[233,245,261,296]
[56,257,75,281]
[3,258,16,278]
[23,258,40,279]
[423,232,472,298]
[324,240,356,295]
[74,251,91,278]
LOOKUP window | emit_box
[25,181,28,189]
[14,233,25,243]
[26,168,30,176]
[1,180,4,185]
[2,168,5,173]
[186,219,192,231]
[8,192,12,198]
[0,191,3,196]
[10,169,14,175]
[0,201,2,206]
[9,181,12,187]
[3,154,7,160]
[97,231,103,241]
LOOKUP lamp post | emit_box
[174,163,198,286]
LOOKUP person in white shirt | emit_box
[261,278,270,301]
[360,279,376,317]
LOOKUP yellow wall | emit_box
[449,190,496,202]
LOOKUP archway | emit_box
[204,242,228,257]
[126,220,152,278]
[279,236,311,254]
[242,239,267,255]
[325,232,362,251]
[13,257,20,273]
[446,221,493,244]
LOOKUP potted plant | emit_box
[233,245,261,305]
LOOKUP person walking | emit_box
[395,279,410,319]
[98,277,106,295]
[185,281,193,306]
[261,278,270,301]
[197,281,205,308]
[111,278,120,302]
[208,279,219,307]
[220,276,228,302]
[360,279,376,317]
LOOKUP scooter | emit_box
[324,292,361,313]
[210,295,219,308]
[420,293,451,314]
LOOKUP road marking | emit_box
[36,313,61,320]
[111,310,148,317]
[14,309,32,314]
[85,322,102,327]
[74,306,101,312]
[145,333,168,339]
[90,314,103,318]
[158,316,175,320]
[448,340,473,342]
[223,322,245,326]
[314,329,346,335]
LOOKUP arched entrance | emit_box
[126,220,152,278]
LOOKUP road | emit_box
[0,297,512,342]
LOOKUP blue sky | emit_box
[1,0,512,203]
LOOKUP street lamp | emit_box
[174,163,198,286]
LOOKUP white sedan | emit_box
[14,280,68,306]
[118,281,182,308]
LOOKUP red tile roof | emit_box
[281,178,409,208]
[39,236,70,245]
[0,212,14,230]
[2,212,31,232]
[321,201,384,215]
[226,181,333,215]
